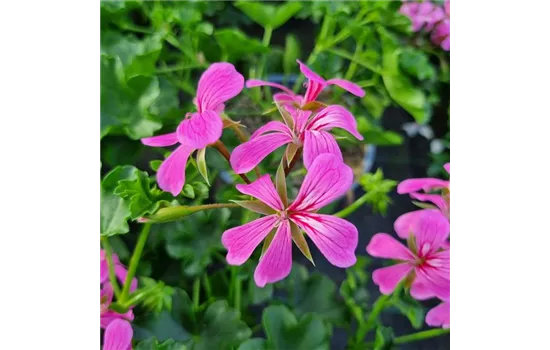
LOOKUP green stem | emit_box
[258,26,273,100]
[356,294,390,343]
[143,203,240,223]
[335,192,373,218]
[394,328,450,344]
[101,237,122,299]
[120,223,152,301]
[344,35,365,81]
[230,267,241,311]
[203,274,212,299]
[192,278,201,310]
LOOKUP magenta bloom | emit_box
[400,1,445,32]
[397,162,450,221]
[366,210,450,300]
[141,63,244,195]
[100,250,138,291]
[246,59,364,109]
[431,1,450,51]
[230,104,363,174]
[103,319,133,350]
[222,153,358,287]
[426,301,450,328]
[101,283,134,329]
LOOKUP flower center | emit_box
[279,210,289,221]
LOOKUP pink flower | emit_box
[426,301,450,328]
[141,63,244,196]
[230,104,363,174]
[431,19,449,51]
[103,319,133,350]
[222,153,358,287]
[400,1,445,32]
[246,59,364,109]
[101,283,134,329]
[100,250,138,291]
[366,210,450,300]
[397,163,450,219]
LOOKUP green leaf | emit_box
[214,28,269,61]
[399,48,436,81]
[189,301,252,350]
[135,337,189,350]
[290,222,314,265]
[357,117,403,146]
[275,158,287,207]
[235,1,302,30]
[150,160,163,172]
[181,184,195,199]
[357,170,397,215]
[135,277,175,314]
[238,338,267,350]
[261,305,331,350]
[379,28,429,124]
[247,277,274,305]
[283,34,301,75]
[374,326,394,350]
[162,209,231,277]
[112,166,168,219]
[390,291,425,330]
[101,31,163,78]
[100,167,131,236]
[100,55,161,139]
[231,200,276,215]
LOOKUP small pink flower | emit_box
[366,210,450,300]
[103,319,133,350]
[397,163,450,219]
[230,105,363,174]
[141,63,244,196]
[101,283,134,329]
[222,153,358,287]
[246,59,364,109]
[431,18,450,51]
[400,1,445,32]
[100,249,138,291]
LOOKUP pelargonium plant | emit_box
[100,60,451,349]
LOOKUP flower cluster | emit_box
[367,163,450,328]
[400,0,450,51]
[100,250,137,349]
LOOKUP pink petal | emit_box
[366,233,415,261]
[399,2,418,17]
[250,121,292,139]
[410,193,448,219]
[156,144,193,196]
[303,80,325,104]
[372,263,413,295]
[306,105,363,140]
[274,92,301,106]
[101,310,134,329]
[415,250,450,301]
[177,111,223,149]
[103,319,133,350]
[195,62,244,113]
[409,279,436,300]
[114,265,138,293]
[293,108,312,134]
[235,174,284,211]
[291,213,357,268]
[245,79,294,95]
[289,153,353,212]
[397,178,449,194]
[426,302,450,328]
[140,132,178,147]
[303,130,343,169]
[441,36,450,51]
[443,163,450,174]
[101,283,114,309]
[444,0,450,16]
[230,132,293,174]
[394,209,445,239]
[326,78,365,97]
[414,210,450,255]
[296,59,325,83]
[254,220,293,287]
[100,258,109,284]
[222,215,279,265]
